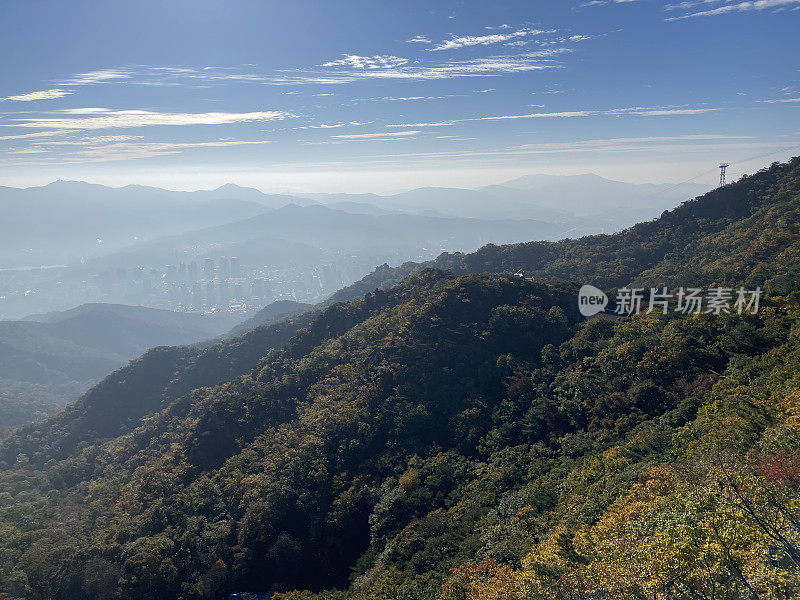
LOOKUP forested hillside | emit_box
[0,304,240,434]
[0,160,799,600]
[331,158,800,304]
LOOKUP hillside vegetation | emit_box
[0,304,239,434]
[0,159,799,600]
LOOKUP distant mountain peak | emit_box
[498,173,616,190]
[213,183,254,192]
[43,179,95,188]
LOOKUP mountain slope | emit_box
[0,160,798,600]
[0,379,65,436]
[228,300,313,336]
[0,304,240,434]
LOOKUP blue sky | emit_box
[0,0,798,192]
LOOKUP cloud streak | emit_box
[0,131,64,142]
[321,55,409,69]
[385,106,718,128]
[580,0,639,7]
[1,89,73,102]
[4,109,293,130]
[333,130,422,140]
[4,137,274,164]
[607,106,719,116]
[427,28,552,51]
[665,0,800,20]
[288,52,567,84]
[762,97,800,103]
[40,50,568,90]
[58,69,133,85]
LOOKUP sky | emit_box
[0,0,799,193]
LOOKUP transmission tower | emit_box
[718,163,729,187]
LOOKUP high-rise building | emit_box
[218,281,230,307]
[179,285,190,308]
[251,278,273,300]
[218,256,231,280]
[188,261,198,282]
[192,282,203,309]
[230,256,241,278]
[203,258,215,280]
[205,282,216,307]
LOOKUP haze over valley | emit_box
[0,175,708,320]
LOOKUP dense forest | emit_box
[1,159,800,599]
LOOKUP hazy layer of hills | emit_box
[0,303,239,434]
[0,174,709,269]
[0,173,708,321]
[85,203,561,272]
[301,174,708,226]
[329,162,800,304]
[0,160,795,599]
[0,181,282,267]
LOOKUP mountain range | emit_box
[1,173,709,321]
[300,175,709,228]
[83,203,561,272]
[0,159,795,599]
[0,303,240,434]
[0,175,709,269]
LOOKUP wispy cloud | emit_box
[512,134,752,151]
[358,95,455,102]
[665,0,800,20]
[608,106,719,116]
[42,135,144,146]
[1,89,73,102]
[321,55,409,69]
[292,53,565,84]
[5,137,273,163]
[4,109,293,130]
[333,130,422,140]
[294,121,368,130]
[427,28,552,51]
[406,35,431,43]
[580,0,639,7]
[37,48,570,91]
[58,68,133,85]
[74,139,272,161]
[57,107,116,114]
[0,131,64,142]
[329,134,775,167]
[385,105,717,128]
[5,147,50,155]
[664,1,716,9]
[762,96,800,103]
[386,111,592,128]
